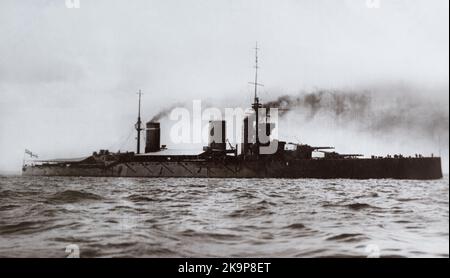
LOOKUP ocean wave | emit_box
[0,220,43,235]
[326,233,368,242]
[126,194,156,202]
[284,223,306,229]
[227,205,274,218]
[0,190,20,199]
[346,203,380,210]
[179,229,241,241]
[45,190,103,204]
[0,204,20,211]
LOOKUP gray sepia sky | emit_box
[0,0,448,173]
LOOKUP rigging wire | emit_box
[106,126,135,152]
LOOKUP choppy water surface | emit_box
[0,176,448,257]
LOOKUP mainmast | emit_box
[135,90,143,154]
[249,42,263,156]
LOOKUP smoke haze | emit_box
[262,86,449,143]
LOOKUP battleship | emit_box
[22,48,442,180]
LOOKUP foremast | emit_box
[135,90,143,154]
[249,43,263,156]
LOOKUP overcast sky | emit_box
[0,0,448,172]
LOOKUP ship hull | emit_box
[22,157,443,180]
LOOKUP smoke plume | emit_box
[148,86,449,148]
[263,88,449,145]
[150,103,183,122]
